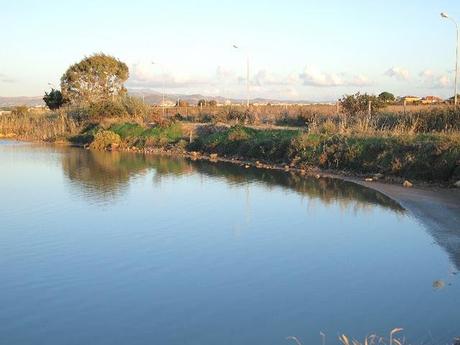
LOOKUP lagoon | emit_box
[0,141,459,345]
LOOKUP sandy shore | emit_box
[347,177,460,232]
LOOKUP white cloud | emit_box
[348,74,371,86]
[0,73,15,83]
[127,62,374,100]
[251,70,299,87]
[299,66,370,87]
[299,66,342,86]
[128,61,209,89]
[215,66,235,80]
[419,69,451,88]
[384,67,410,81]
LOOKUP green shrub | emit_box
[109,123,145,139]
[104,122,184,148]
[289,133,460,181]
[226,109,256,124]
[88,99,127,118]
[89,130,121,150]
[190,125,299,161]
[69,123,102,145]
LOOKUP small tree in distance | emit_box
[339,93,386,117]
[176,99,189,107]
[378,91,395,103]
[43,88,65,110]
[197,99,217,107]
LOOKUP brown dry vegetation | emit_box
[0,107,80,141]
[161,103,451,126]
[1,100,459,183]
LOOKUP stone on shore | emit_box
[373,173,384,180]
[403,180,413,188]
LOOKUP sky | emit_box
[1,0,460,101]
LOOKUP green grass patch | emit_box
[290,133,460,181]
[69,123,103,145]
[190,125,300,161]
[109,123,145,139]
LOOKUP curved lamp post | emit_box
[441,12,459,108]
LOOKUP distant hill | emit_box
[129,89,314,105]
[0,96,44,107]
[0,91,317,108]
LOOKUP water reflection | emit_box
[1,142,460,344]
[61,148,403,213]
[60,148,460,274]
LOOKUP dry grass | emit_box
[0,108,80,141]
[158,103,453,127]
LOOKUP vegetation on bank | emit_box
[1,53,459,184]
[190,125,460,181]
[1,105,459,183]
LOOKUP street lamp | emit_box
[152,61,166,116]
[233,44,250,107]
[441,12,459,108]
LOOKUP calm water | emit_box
[0,140,459,345]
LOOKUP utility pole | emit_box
[246,55,250,107]
[152,61,166,116]
[233,44,250,107]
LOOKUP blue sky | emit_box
[1,0,460,101]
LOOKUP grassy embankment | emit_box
[1,102,459,183]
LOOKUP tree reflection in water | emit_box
[61,147,403,213]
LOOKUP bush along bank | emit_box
[71,122,460,184]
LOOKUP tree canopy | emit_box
[176,99,189,107]
[378,91,395,103]
[60,53,129,104]
[43,88,65,110]
[339,93,386,116]
[197,99,217,107]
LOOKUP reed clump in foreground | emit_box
[286,328,450,345]
[287,328,460,345]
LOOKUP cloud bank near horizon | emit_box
[126,61,454,100]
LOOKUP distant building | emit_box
[421,96,443,104]
[401,96,421,103]
[160,100,175,107]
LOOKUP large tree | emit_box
[61,53,129,104]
